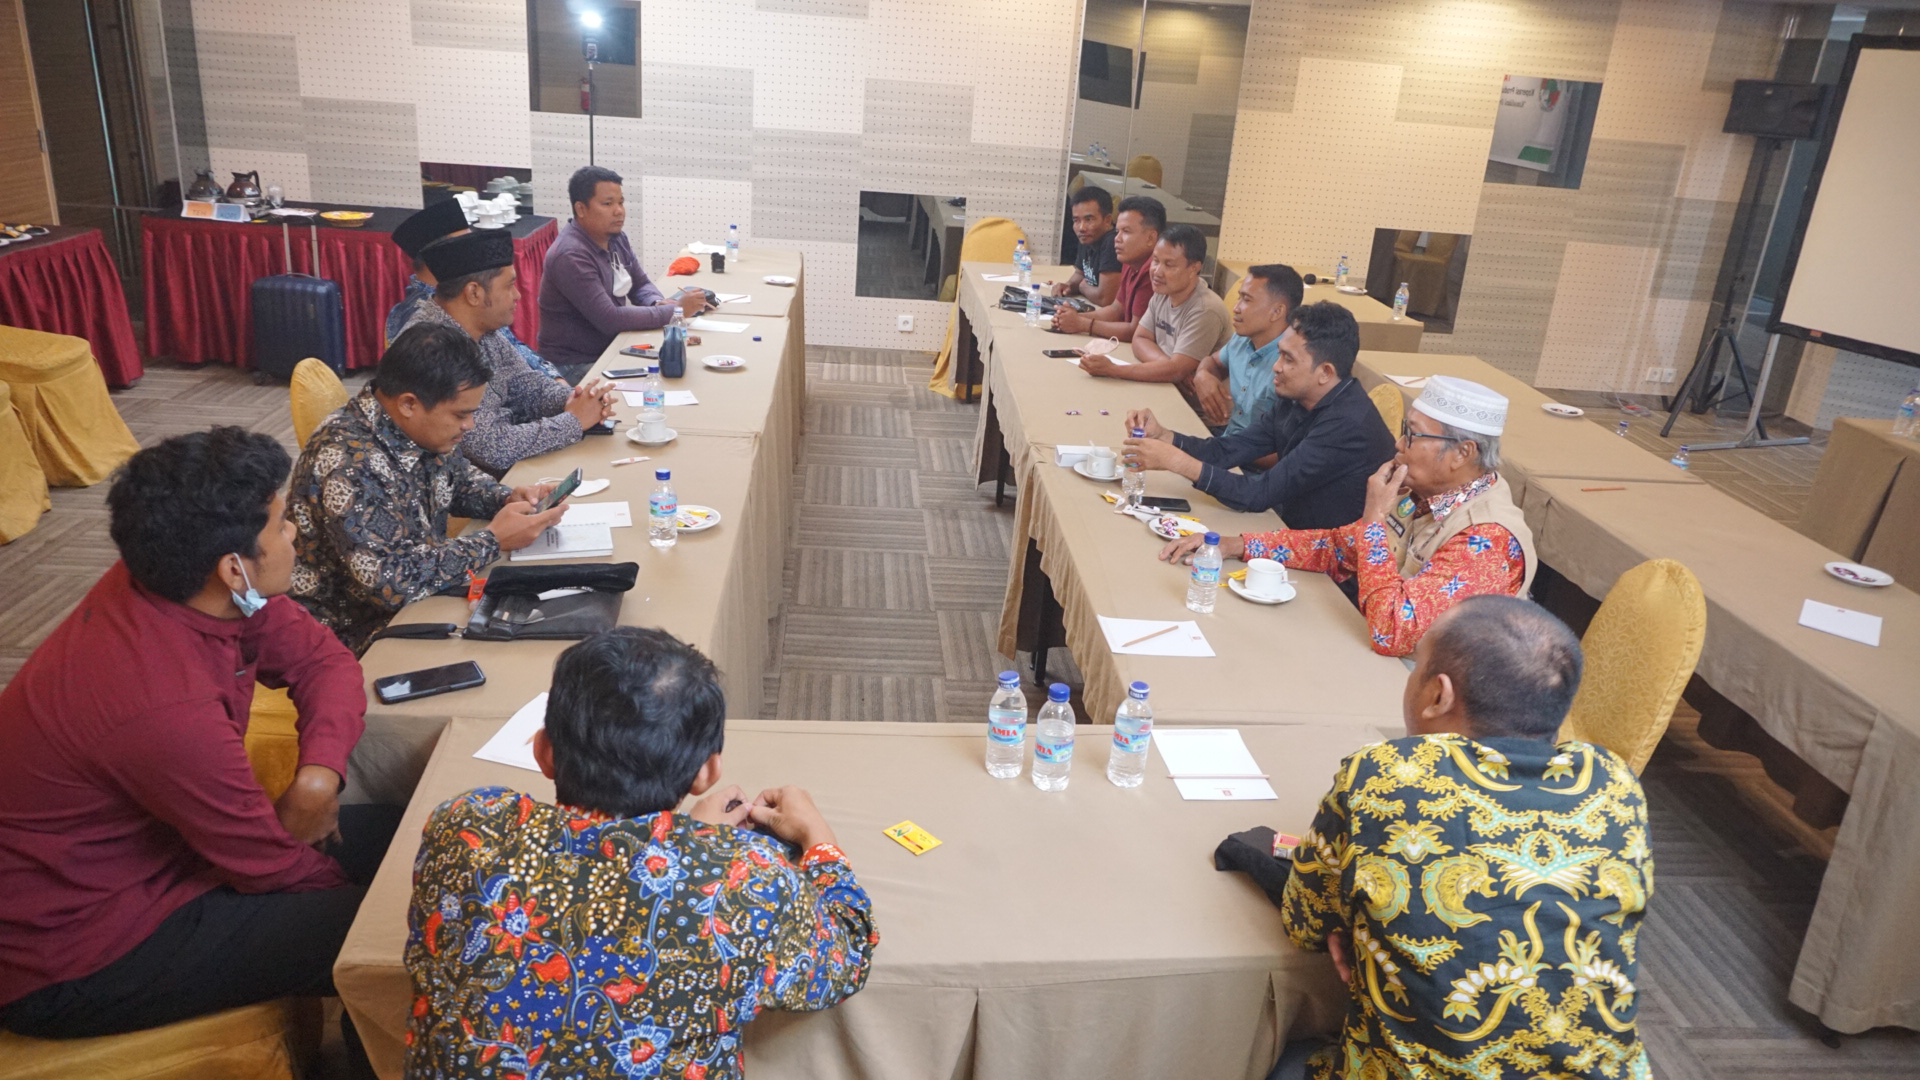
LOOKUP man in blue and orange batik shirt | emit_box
[404,628,878,1080]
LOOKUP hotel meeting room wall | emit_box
[1218,0,1783,394]
[177,0,1080,352]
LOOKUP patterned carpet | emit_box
[2,352,1916,1072]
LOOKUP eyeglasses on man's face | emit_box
[1399,421,1462,449]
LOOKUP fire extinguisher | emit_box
[580,76,591,114]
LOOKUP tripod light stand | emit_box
[580,11,602,166]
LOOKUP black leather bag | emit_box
[464,562,638,641]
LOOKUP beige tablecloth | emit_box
[997,448,1408,732]
[1518,475,1920,1032]
[668,246,805,320]
[1798,417,1920,589]
[335,717,1360,1080]
[346,253,806,805]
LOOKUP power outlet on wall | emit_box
[1643,367,1676,384]
[897,315,914,333]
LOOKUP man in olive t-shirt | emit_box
[1078,223,1231,385]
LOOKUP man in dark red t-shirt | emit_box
[0,427,393,1041]
[1052,194,1165,342]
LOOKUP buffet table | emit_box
[140,205,556,371]
[0,226,143,386]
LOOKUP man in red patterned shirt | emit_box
[1160,376,1535,657]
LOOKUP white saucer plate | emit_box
[1542,403,1585,418]
[1146,514,1208,540]
[676,505,721,532]
[1228,576,1296,605]
[703,354,746,371]
[572,478,611,497]
[1072,460,1120,483]
[763,275,797,286]
[1337,285,1367,295]
[1825,561,1893,587]
[625,425,678,447]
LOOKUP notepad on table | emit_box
[509,522,614,561]
[473,694,548,773]
[1153,728,1276,800]
[689,317,749,333]
[1097,616,1214,657]
[1798,599,1882,646]
[561,501,632,528]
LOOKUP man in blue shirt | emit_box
[387,200,563,381]
[1123,301,1395,532]
[1189,264,1301,440]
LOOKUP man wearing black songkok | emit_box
[387,201,563,381]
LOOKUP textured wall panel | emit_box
[1182,113,1237,216]
[1436,186,1568,379]
[1807,351,1919,429]
[1504,0,1619,80]
[196,30,304,153]
[411,0,525,52]
[1394,0,1510,128]
[638,64,755,181]
[1703,0,1779,90]
[753,129,860,244]
[530,110,588,219]
[1651,196,1738,302]
[290,0,414,100]
[1534,241,1662,388]
[637,177,753,277]
[968,143,1069,264]
[1570,139,1685,248]
[747,12,867,134]
[304,97,422,207]
[411,45,532,167]
[861,80,973,196]
[757,0,868,16]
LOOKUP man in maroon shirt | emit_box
[1050,194,1165,343]
[0,427,393,1041]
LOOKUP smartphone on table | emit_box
[1144,497,1193,514]
[373,661,486,704]
[1042,349,1083,358]
[538,468,583,511]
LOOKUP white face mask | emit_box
[229,554,267,618]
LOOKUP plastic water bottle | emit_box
[1669,446,1691,471]
[1393,282,1410,320]
[1186,531,1222,614]
[1014,239,1033,285]
[1895,386,1920,438]
[985,671,1027,779]
[1615,420,1630,438]
[1025,284,1042,327]
[1031,683,1075,792]
[1121,428,1147,509]
[640,365,665,419]
[726,223,740,262]
[649,469,677,548]
[1335,254,1350,289]
[1107,681,1153,788]
[659,313,688,378]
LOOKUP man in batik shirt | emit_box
[289,324,564,652]
[386,199,564,381]
[405,628,878,1080]
[1275,596,1652,1080]
[1162,375,1536,656]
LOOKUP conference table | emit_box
[344,248,806,807]
[335,716,1353,1080]
[1216,262,1426,354]
[1077,173,1222,235]
[140,204,557,371]
[0,226,143,387]
[1796,417,1920,589]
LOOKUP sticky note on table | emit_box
[1798,599,1882,646]
[883,820,942,855]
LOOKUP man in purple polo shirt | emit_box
[538,166,710,379]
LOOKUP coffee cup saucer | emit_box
[1228,577,1295,605]
[1072,460,1120,482]
[626,425,678,447]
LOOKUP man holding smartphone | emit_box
[291,324,570,654]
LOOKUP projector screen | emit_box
[1771,37,1920,368]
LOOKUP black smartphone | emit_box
[538,467,582,511]
[373,661,486,704]
[1042,349,1083,358]
[1144,497,1193,513]
[605,365,649,378]
[583,419,616,436]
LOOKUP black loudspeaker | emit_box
[1724,80,1830,140]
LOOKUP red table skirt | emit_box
[0,227,144,387]
[141,214,557,372]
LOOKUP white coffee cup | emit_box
[1088,446,1118,478]
[1245,558,1290,599]
[639,417,670,442]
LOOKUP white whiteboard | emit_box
[1775,45,1920,362]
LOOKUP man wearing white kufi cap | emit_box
[1179,375,1536,657]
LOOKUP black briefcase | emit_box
[464,562,639,641]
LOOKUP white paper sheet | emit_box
[665,390,699,407]
[686,242,725,254]
[1097,616,1215,657]
[1386,374,1430,388]
[561,501,632,528]
[1798,599,1882,646]
[1153,728,1263,777]
[473,694,548,773]
[1173,778,1278,801]
[1063,352,1129,366]
[981,273,1021,282]
[715,293,751,304]
[508,521,613,561]
[688,317,749,333]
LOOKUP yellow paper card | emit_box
[883,820,942,855]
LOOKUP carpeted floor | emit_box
[1,350,1915,1074]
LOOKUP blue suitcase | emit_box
[251,220,346,381]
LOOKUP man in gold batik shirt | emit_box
[1279,595,1653,1080]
